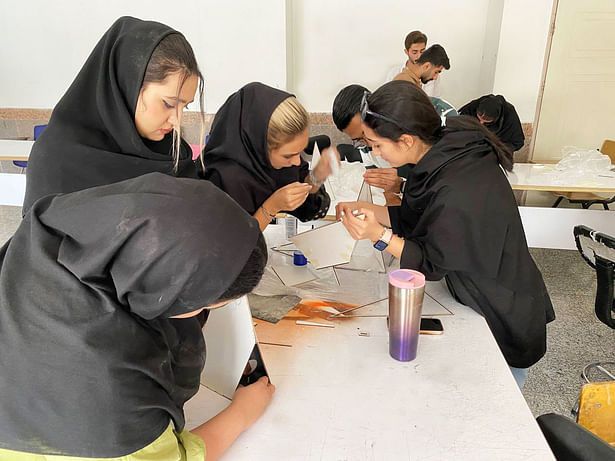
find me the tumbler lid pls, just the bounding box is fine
[389,269,425,289]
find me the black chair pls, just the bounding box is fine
[535,226,615,459]
[574,225,615,330]
[302,135,331,159]
[537,413,615,460]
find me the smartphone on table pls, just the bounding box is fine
[419,318,444,335]
[386,317,444,334]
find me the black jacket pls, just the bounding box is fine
[459,94,525,152]
[202,83,330,221]
[389,130,554,368]
[23,17,198,214]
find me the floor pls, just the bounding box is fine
[524,247,615,418]
[0,204,613,421]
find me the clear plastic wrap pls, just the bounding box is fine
[530,147,614,190]
[557,147,612,173]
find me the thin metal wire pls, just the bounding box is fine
[581,361,615,383]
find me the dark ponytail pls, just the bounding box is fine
[365,81,513,171]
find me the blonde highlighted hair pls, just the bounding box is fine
[267,97,309,153]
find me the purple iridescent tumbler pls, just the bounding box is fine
[388,269,426,361]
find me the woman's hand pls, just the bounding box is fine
[190,376,275,459]
[230,376,275,431]
[267,182,312,212]
[335,201,372,221]
[339,207,384,242]
[312,147,341,183]
[363,168,403,192]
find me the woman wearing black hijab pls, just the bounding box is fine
[202,82,336,230]
[459,94,525,153]
[0,173,273,460]
[23,16,205,214]
[336,81,554,387]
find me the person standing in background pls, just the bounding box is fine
[392,44,450,91]
[386,30,441,97]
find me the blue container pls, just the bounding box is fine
[293,251,307,266]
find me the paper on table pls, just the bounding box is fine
[271,264,317,286]
[290,221,357,269]
[311,143,335,200]
[200,296,269,399]
[357,180,372,203]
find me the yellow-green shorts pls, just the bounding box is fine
[0,421,205,461]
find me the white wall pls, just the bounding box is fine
[492,0,554,122]
[0,0,287,112]
[1,0,554,120]
[289,0,502,112]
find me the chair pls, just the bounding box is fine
[552,140,615,210]
[536,413,615,460]
[535,226,615,458]
[569,225,615,445]
[13,124,47,172]
[574,225,615,328]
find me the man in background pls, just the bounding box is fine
[392,44,450,90]
[459,94,525,153]
[332,84,406,196]
[385,30,427,82]
[386,31,443,97]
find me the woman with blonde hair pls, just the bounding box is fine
[202,82,336,230]
[24,16,206,213]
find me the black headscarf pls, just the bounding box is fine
[0,173,261,457]
[202,82,330,220]
[388,131,554,367]
[23,16,198,214]
[458,94,525,152]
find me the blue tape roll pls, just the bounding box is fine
[293,250,307,266]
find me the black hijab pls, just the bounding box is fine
[23,16,198,214]
[0,173,261,457]
[202,82,329,220]
[458,94,525,152]
[389,130,553,367]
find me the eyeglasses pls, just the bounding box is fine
[360,91,409,132]
[351,137,367,149]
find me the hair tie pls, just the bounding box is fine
[440,115,447,127]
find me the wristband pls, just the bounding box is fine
[260,205,275,220]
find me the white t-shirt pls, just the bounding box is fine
[385,62,441,97]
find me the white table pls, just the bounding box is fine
[0,173,26,206]
[519,206,615,250]
[507,163,615,194]
[0,139,34,161]
[184,225,555,460]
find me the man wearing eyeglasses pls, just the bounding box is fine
[392,44,450,89]
[332,84,409,197]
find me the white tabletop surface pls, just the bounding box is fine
[184,227,554,460]
[0,139,34,160]
[507,163,615,193]
[0,173,26,206]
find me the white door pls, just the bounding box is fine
[532,0,615,161]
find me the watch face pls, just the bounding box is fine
[373,240,388,251]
